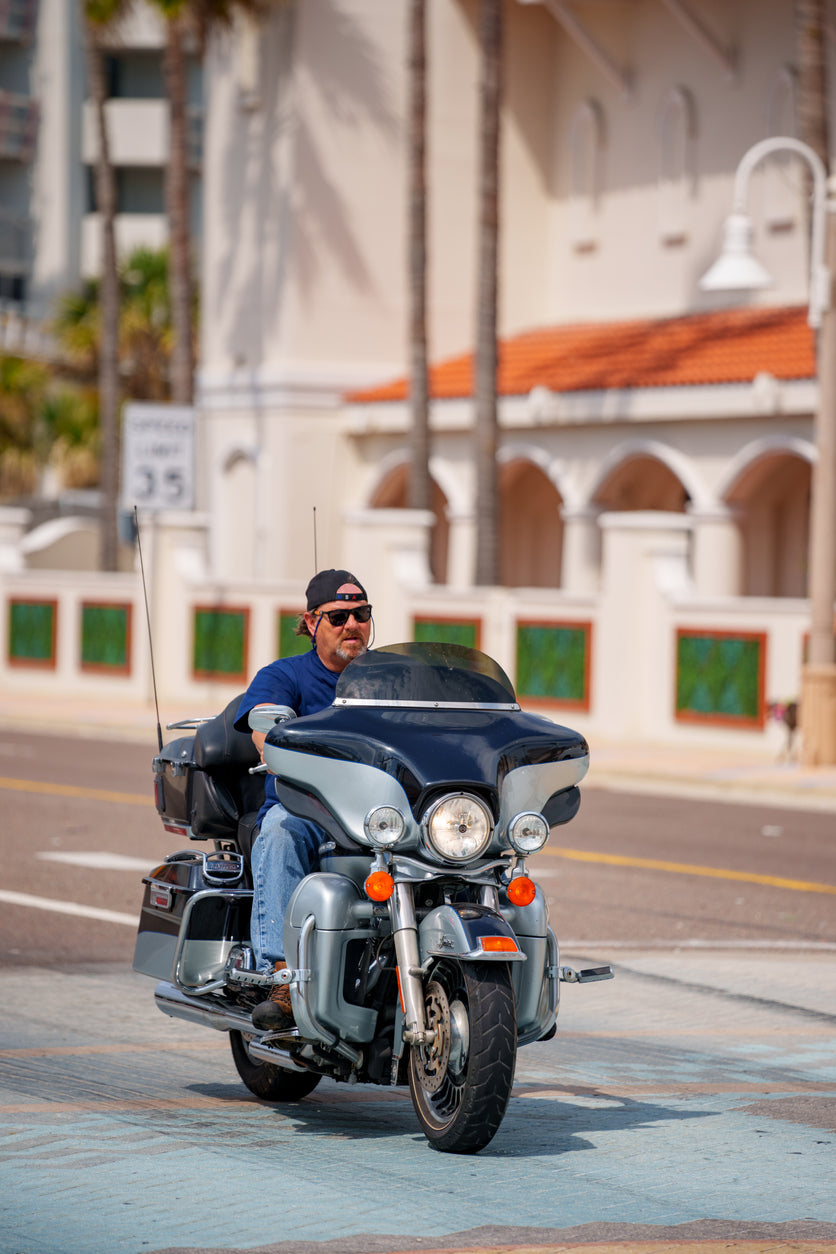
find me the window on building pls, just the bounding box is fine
[658,86,695,246]
[567,99,605,253]
[116,168,165,215]
[105,51,165,100]
[0,272,25,303]
[764,66,798,232]
[86,166,165,215]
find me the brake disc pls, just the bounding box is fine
[418,980,451,1093]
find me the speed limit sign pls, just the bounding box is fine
[121,403,195,512]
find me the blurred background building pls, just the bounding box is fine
[0,0,831,755]
[0,0,201,332]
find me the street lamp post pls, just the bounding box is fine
[700,136,836,764]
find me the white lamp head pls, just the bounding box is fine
[699,213,774,293]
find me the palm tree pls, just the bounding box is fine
[52,245,176,403]
[0,353,49,498]
[407,0,432,544]
[473,0,502,587]
[795,0,828,167]
[81,0,130,570]
[152,2,194,404]
[0,352,100,498]
[120,246,176,401]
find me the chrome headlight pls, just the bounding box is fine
[364,805,406,848]
[423,793,493,863]
[507,811,549,854]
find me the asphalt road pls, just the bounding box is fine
[0,729,835,1254]
[0,727,833,964]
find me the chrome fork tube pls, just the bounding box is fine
[390,881,428,1043]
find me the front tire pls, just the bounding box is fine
[229,1031,321,1101]
[408,959,516,1154]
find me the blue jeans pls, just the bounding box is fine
[250,802,323,971]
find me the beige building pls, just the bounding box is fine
[199,0,818,582]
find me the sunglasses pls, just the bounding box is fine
[315,604,373,627]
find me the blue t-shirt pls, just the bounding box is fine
[234,647,340,823]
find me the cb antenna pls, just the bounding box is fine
[134,505,163,752]
[313,505,318,571]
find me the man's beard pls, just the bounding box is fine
[336,637,367,662]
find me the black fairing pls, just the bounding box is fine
[266,705,587,819]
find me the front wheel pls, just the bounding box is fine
[229,1031,321,1101]
[408,959,516,1154]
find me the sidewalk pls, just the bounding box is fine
[2,689,836,812]
[587,737,836,812]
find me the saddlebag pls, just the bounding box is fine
[152,694,263,846]
[133,849,252,990]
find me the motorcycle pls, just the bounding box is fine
[134,641,613,1154]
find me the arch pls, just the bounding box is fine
[498,440,574,508]
[368,457,450,584]
[716,433,814,501]
[587,438,710,513]
[498,456,564,588]
[719,436,813,598]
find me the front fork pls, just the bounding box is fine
[391,882,433,1046]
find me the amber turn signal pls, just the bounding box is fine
[479,935,519,953]
[365,870,395,902]
[506,875,536,906]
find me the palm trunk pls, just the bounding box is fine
[408,0,431,528]
[163,14,194,405]
[82,14,120,572]
[795,0,828,168]
[474,0,502,587]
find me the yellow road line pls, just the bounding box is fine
[0,775,149,806]
[544,845,836,895]
[4,772,832,895]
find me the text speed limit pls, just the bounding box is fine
[122,403,194,512]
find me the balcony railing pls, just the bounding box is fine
[0,0,37,43]
[0,90,39,161]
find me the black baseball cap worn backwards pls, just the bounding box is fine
[306,569,368,611]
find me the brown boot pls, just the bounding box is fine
[252,961,295,1031]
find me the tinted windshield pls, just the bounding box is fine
[334,642,517,707]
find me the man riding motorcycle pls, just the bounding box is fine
[233,568,373,1031]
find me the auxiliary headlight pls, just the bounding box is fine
[507,811,549,854]
[424,793,493,863]
[364,805,406,848]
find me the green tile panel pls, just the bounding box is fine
[278,610,309,658]
[81,603,130,671]
[516,622,590,706]
[193,607,248,679]
[8,599,56,666]
[676,631,765,724]
[413,619,479,649]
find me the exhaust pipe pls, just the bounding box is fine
[154,982,308,1073]
[154,981,254,1033]
[246,1038,307,1073]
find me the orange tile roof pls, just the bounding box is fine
[347,305,815,403]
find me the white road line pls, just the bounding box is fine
[0,890,139,927]
[37,851,155,872]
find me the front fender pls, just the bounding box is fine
[418,903,527,963]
